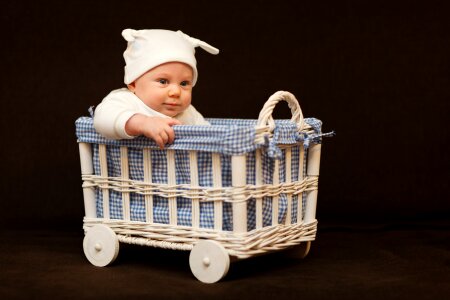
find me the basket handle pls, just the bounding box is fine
[256,91,305,131]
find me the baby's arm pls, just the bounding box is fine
[125,114,181,149]
[93,90,182,147]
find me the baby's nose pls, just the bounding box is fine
[168,84,181,97]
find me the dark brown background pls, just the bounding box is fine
[1,0,449,299]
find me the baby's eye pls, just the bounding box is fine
[158,79,168,84]
[180,81,191,87]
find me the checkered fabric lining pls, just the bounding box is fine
[76,117,323,155]
[77,117,321,231]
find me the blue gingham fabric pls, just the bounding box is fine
[76,117,323,155]
[76,116,322,231]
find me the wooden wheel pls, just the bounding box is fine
[83,224,119,267]
[189,240,230,283]
[285,241,311,259]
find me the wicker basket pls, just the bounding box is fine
[76,91,327,283]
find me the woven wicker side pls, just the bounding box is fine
[82,144,318,227]
[83,217,317,259]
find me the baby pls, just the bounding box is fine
[94,29,219,148]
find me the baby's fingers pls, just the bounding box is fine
[153,135,165,149]
[165,126,176,145]
[161,130,170,142]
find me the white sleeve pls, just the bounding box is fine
[93,91,137,139]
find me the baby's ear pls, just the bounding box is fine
[127,83,136,91]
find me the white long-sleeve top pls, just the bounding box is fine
[93,88,209,139]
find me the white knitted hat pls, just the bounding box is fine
[122,29,219,86]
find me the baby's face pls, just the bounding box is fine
[128,62,193,117]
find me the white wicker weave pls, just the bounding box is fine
[78,91,324,283]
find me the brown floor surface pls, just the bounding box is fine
[1,221,449,299]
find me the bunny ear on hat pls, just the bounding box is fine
[122,29,138,42]
[177,30,219,55]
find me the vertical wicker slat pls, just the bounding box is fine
[189,151,200,228]
[297,145,305,223]
[272,159,280,225]
[98,144,110,219]
[212,153,223,230]
[285,147,292,225]
[120,146,131,221]
[232,155,247,233]
[143,148,153,223]
[167,149,177,225]
[79,142,96,218]
[255,149,263,229]
[305,143,321,223]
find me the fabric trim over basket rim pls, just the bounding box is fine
[75,117,322,155]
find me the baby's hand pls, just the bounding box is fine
[125,114,181,149]
[140,116,181,149]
